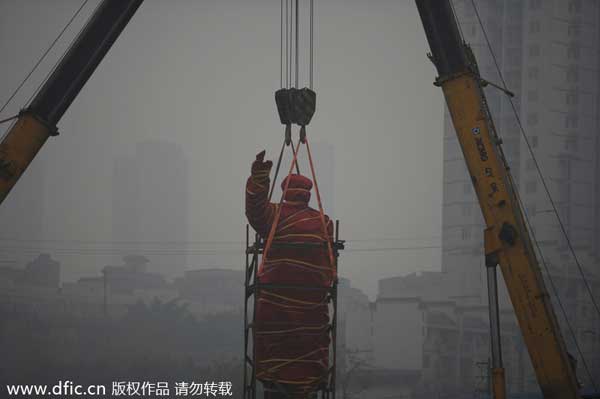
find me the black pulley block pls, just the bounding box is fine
[275,89,294,125]
[275,88,316,126]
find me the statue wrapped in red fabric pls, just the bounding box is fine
[245,150,334,399]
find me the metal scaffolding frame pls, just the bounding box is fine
[243,222,344,399]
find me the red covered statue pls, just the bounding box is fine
[245,150,334,398]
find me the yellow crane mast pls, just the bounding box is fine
[0,0,143,205]
[415,1,581,398]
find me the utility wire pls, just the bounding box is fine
[509,156,597,391]
[309,0,314,89]
[0,237,244,245]
[295,0,299,88]
[280,0,284,88]
[285,0,288,87]
[285,0,293,88]
[0,114,19,125]
[24,0,101,109]
[449,0,466,44]
[345,245,440,253]
[469,0,598,389]
[0,0,89,118]
[0,244,441,255]
[0,235,441,245]
[469,0,599,317]
[1,0,96,143]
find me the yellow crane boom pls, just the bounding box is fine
[415,1,580,398]
[0,0,143,205]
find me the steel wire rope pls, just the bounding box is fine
[0,0,90,118]
[468,0,598,389]
[280,0,284,88]
[0,0,92,142]
[295,0,299,88]
[309,0,314,89]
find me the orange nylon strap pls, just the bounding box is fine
[259,128,336,277]
[304,133,336,274]
[259,137,302,274]
[269,132,301,202]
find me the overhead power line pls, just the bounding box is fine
[0,235,441,245]
[0,244,441,257]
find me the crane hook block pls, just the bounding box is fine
[275,88,316,127]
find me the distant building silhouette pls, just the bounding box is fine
[112,139,189,276]
[0,164,44,265]
[174,269,243,314]
[24,254,60,288]
[0,254,59,288]
[305,141,335,218]
[102,255,167,294]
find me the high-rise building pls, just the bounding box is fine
[112,139,189,277]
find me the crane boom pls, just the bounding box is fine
[0,0,143,205]
[415,0,580,398]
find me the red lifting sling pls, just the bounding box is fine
[245,127,335,397]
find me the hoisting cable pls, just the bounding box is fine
[280,0,284,89]
[268,0,331,273]
[309,0,314,89]
[469,0,600,319]
[448,0,466,48]
[518,189,597,391]
[2,0,100,144]
[0,0,90,118]
[288,0,292,88]
[276,0,301,176]
[256,2,333,393]
[25,0,103,111]
[467,0,599,389]
[304,131,336,270]
[268,135,301,202]
[295,0,299,89]
[0,115,19,125]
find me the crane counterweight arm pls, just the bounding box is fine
[415,0,580,398]
[0,0,143,205]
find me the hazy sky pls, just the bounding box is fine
[0,0,443,298]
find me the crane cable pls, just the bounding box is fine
[1,0,98,145]
[280,0,314,90]
[309,0,314,89]
[468,0,600,317]
[464,0,598,389]
[268,137,300,202]
[263,0,334,314]
[273,0,318,194]
[259,134,336,282]
[295,0,299,88]
[0,0,90,122]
